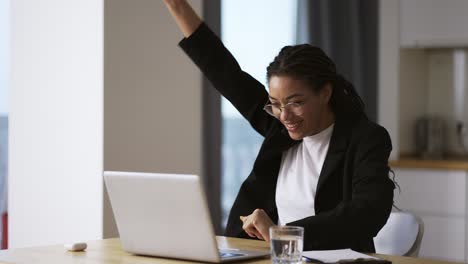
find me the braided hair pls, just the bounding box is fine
[266,44,366,119]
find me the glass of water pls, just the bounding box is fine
[269,226,304,264]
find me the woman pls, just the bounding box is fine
[163,0,394,252]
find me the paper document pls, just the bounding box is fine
[302,249,379,263]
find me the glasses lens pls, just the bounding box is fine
[287,103,303,116]
[264,103,305,118]
[264,105,280,118]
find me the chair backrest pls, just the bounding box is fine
[374,211,424,257]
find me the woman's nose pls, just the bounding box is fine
[280,108,292,121]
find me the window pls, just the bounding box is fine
[220,0,297,226]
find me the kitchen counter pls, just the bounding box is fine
[390,154,468,170]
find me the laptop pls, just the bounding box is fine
[103,171,269,263]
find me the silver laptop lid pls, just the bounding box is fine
[104,171,221,263]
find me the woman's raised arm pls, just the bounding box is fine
[163,0,202,37]
[163,0,275,137]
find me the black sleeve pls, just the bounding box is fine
[287,126,395,249]
[179,23,277,137]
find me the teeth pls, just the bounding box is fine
[285,122,299,129]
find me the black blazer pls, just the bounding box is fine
[179,23,394,253]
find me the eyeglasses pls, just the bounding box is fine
[263,99,308,119]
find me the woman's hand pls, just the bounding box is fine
[240,209,275,241]
[163,0,202,37]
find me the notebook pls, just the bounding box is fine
[302,249,390,263]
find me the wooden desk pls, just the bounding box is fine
[0,236,463,264]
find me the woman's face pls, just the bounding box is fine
[268,75,334,140]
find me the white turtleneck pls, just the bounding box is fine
[275,124,334,226]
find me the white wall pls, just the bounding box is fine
[102,0,203,238]
[9,0,104,248]
[9,0,203,248]
[0,0,9,115]
[103,0,202,175]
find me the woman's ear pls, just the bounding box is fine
[320,83,333,104]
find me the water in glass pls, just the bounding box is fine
[270,235,303,264]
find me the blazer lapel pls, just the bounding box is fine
[316,118,350,195]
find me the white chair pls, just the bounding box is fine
[374,211,424,257]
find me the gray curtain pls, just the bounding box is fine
[296,0,379,121]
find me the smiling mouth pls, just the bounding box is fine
[284,121,302,131]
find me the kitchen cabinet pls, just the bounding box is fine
[393,168,467,262]
[400,0,468,47]
[379,2,468,261]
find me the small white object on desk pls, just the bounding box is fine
[64,242,87,252]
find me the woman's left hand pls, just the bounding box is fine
[240,209,275,241]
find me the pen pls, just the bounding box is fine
[302,256,325,263]
[302,257,392,264]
